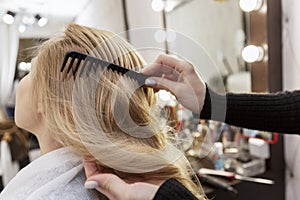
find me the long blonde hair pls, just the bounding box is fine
[32,24,204,199]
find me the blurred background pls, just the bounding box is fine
[0,0,298,199]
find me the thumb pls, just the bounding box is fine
[85,173,128,199]
[145,77,180,95]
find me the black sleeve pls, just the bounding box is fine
[198,85,300,134]
[153,178,198,200]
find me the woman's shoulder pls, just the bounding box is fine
[38,169,108,200]
[0,148,107,200]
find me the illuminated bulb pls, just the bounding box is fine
[18,62,31,71]
[22,15,35,25]
[239,0,263,12]
[152,0,164,12]
[242,45,264,63]
[165,1,176,12]
[38,17,48,27]
[18,62,27,71]
[35,14,48,27]
[18,25,26,33]
[3,12,15,24]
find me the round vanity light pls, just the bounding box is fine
[18,25,26,33]
[3,11,15,24]
[239,0,263,12]
[242,45,264,63]
[152,0,164,12]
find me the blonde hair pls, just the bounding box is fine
[32,24,204,199]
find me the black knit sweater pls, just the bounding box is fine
[153,178,198,200]
[199,86,300,134]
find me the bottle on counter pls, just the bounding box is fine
[213,142,224,170]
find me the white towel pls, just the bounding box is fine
[0,147,107,200]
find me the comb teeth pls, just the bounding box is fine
[73,58,83,77]
[60,51,150,86]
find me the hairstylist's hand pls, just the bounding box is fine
[142,54,206,114]
[83,160,160,200]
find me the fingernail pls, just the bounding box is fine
[85,181,99,189]
[145,78,156,86]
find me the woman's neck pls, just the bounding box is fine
[34,128,63,155]
[38,136,62,155]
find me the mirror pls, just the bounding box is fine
[164,0,249,92]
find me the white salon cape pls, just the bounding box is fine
[0,147,107,200]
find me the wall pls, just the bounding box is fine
[75,0,125,33]
[125,0,165,64]
[19,16,71,39]
[282,0,300,200]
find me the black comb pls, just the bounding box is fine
[60,51,150,86]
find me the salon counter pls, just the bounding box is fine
[201,135,285,200]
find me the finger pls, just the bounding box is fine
[83,159,100,178]
[129,183,159,200]
[145,77,181,96]
[86,173,128,200]
[161,73,179,82]
[141,63,174,77]
[154,54,186,72]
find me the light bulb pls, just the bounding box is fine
[18,62,27,71]
[152,0,164,12]
[242,45,264,63]
[38,17,48,27]
[3,12,15,24]
[22,15,35,25]
[239,0,263,12]
[18,25,26,33]
[35,14,48,27]
[165,1,176,12]
[18,62,31,71]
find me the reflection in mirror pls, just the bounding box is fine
[164,0,249,92]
